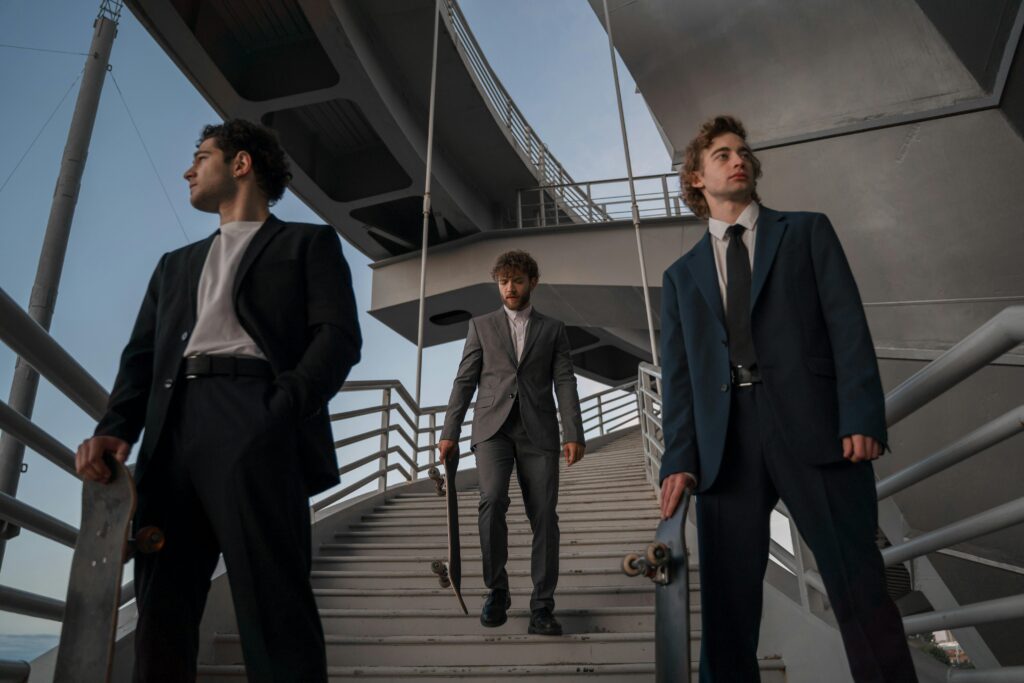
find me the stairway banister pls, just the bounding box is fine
[886,305,1024,425]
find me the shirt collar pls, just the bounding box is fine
[504,304,533,322]
[708,202,760,241]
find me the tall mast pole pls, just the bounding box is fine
[0,1,123,567]
[601,0,659,366]
[414,0,443,408]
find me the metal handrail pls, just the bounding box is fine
[638,307,1024,670]
[442,0,604,225]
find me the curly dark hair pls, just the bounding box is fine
[199,119,292,205]
[491,250,539,281]
[680,115,762,219]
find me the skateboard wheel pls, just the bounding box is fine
[428,467,440,479]
[135,526,165,554]
[430,559,445,574]
[646,542,669,566]
[622,553,643,577]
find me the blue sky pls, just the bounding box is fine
[0,0,671,636]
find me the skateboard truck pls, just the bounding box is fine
[430,559,452,589]
[427,466,445,497]
[622,541,671,585]
[126,526,166,561]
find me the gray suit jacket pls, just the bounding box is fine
[441,308,585,452]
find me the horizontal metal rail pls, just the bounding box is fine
[0,399,77,475]
[886,306,1024,425]
[0,491,77,547]
[902,594,1024,634]
[877,405,1024,499]
[882,497,1024,566]
[948,666,1024,681]
[0,584,64,621]
[0,285,108,420]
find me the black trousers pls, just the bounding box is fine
[473,404,560,612]
[132,374,327,683]
[696,384,917,683]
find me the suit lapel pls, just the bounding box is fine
[491,310,518,365]
[686,232,726,333]
[232,214,287,305]
[519,310,544,365]
[187,232,218,325]
[751,207,787,312]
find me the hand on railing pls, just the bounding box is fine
[437,438,458,465]
[659,472,696,520]
[76,435,130,484]
[563,442,585,467]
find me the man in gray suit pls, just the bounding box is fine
[439,250,585,636]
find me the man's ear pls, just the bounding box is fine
[530,277,539,289]
[232,150,253,179]
[687,170,704,190]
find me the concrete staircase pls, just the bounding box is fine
[196,428,786,681]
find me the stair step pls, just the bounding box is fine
[337,522,662,538]
[316,606,697,635]
[312,584,677,609]
[320,537,653,556]
[313,549,688,572]
[197,660,785,682]
[310,566,697,590]
[363,508,659,523]
[212,631,682,667]
[347,516,660,531]
[377,499,656,514]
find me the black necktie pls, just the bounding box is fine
[726,224,757,369]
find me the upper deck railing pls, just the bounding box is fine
[442,0,608,227]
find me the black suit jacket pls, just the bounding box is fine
[95,215,362,495]
[659,207,885,491]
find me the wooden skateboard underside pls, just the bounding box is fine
[429,455,467,614]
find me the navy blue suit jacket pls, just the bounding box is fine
[659,206,886,492]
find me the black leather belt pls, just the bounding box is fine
[183,355,273,379]
[730,365,762,387]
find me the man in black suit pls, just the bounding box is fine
[438,251,585,636]
[76,119,361,683]
[658,115,917,682]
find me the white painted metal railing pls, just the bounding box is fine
[442,0,606,227]
[637,306,1024,681]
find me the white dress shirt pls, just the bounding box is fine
[183,220,267,359]
[707,202,759,312]
[503,304,532,362]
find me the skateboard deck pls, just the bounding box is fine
[55,456,164,683]
[622,489,693,683]
[428,454,467,614]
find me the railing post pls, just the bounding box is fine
[661,174,671,217]
[516,189,523,229]
[597,394,605,437]
[378,387,391,492]
[587,182,593,222]
[539,187,547,228]
[429,412,437,466]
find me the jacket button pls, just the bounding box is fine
[164,378,174,389]
[721,339,727,346]
[181,331,188,341]
[508,393,515,399]
[720,383,729,392]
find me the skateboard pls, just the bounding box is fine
[54,455,164,682]
[622,489,693,683]
[428,454,467,614]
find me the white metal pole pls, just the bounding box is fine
[602,0,659,366]
[415,1,443,407]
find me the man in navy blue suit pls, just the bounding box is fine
[658,115,917,682]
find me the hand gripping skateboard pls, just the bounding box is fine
[622,489,693,683]
[428,453,468,614]
[54,454,164,682]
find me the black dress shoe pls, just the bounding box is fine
[480,589,511,627]
[528,608,563,636]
